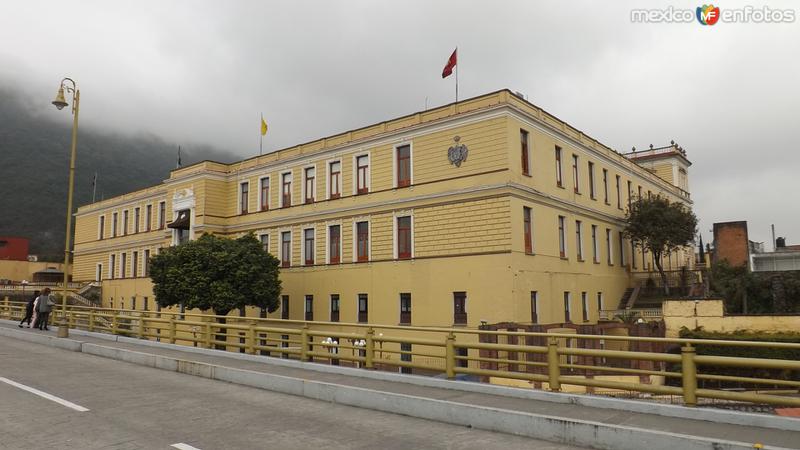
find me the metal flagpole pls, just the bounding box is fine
[455,47,458,104]
[260,113,263,156]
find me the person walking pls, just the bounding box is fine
[18,290,39,328]
[35,288,55,331]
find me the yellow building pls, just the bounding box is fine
[72,89,693,328]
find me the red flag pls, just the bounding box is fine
[442,48,457,78]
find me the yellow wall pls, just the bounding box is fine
[0,260,68,281]
[663,299,800,337]
[73,89,694,328]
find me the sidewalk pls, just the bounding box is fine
[1,320,798,450]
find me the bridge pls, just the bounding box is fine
[1,307,799,449]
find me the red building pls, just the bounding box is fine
[0,237,30,261]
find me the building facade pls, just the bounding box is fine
[72,90,693,327]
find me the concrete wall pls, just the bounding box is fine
[713,221,749,268]
[663,299,800,337]
[0,260,67,282]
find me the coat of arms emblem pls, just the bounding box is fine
[448,135,468,167]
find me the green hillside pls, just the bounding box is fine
[0,89,236,260]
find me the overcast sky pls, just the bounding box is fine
[1,0,798,247]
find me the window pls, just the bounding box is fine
[453,291,467,325]
[631,240,638,269]
[99,215,105,239]
[260,234,269,252]
[588,162,595,199]
[123,210,129,235]
[240,182,249,214]
[619,231,626,267]
[303,228,315,265]
[563,292,571,322]
[305,295,314,321]
[143,249,150,277]
[615,175,622,209]
[131,297,136,310]
[523,207,533,254]
[531,291,538,324]
[260,177,270,211]
[627,181,633,208]
[304,166,315,204]
[558,215,567,258]
[456,347,469,368]
[96,263,103,282]
[356,155,369,194]
[281,231,291,267]
[281,295,289,320]
[555,146,563,187]
[520,129,530,175]
[638,185,643,201]
[132,251,138,278]
[120,252,127,278]
[356,221,369,262]
[328,161,341,199]
[330,294,340,322]
[581,292,589,322]
[396,216,412,259]
[158,201,166,229]
[591,225,599,263]
[134,207,140,233]
[400,342,412,373]
[358,294,368,323]
[396,144,411,187]
[143,297,148,311]
[575,220,583,261]
[597,292,604,312]
[606,228,613,265]
[112,212,118,237]
[602,169,609,204]
[110,255,115,279]
[572,154,579,193]
[328,225,340,264]
[281,172,292,207]
[145,205,152,231]
[400,293,411,324]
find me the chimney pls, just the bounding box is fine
[776,237,786,249]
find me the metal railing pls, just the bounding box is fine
[2,298,800,408]
[598,308,662,321]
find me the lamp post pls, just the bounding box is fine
[51,77,80,338]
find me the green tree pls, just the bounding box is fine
[623,195,698,295]
[149,233,281,318]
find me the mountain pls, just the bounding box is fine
[0,89,237,260]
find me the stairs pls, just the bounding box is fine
[617,286,641,310]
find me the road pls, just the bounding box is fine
[0,337,584,449]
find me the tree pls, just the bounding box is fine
[623,195,697,295]
[149,233,281,318]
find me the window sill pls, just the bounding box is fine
[557,184,565,189]
[560,256,569,261]
[522,173,532,178]
[577,258,585,262]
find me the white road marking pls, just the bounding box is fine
[0,376,90,412]
[171,444,202,450]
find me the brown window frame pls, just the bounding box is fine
[453,292,467,325]
[329,161,341,199]
[330,294,340,322]
[305,295,314,321]
[558,215,566,258]
[581,292,589,322]
[260,177,269,211]
[523,207,533,254]
[356,221,369,262]
[555,146,563,187]
[145,204,152,232]
[109,254,116,279]
[575,220,583,261]
[615,175,622,209]
[396,216,412,260]
[122,210,129,236]
[356,155,369,195]
[132,251,138,278]
[281,231,291,268]
[240,182,249,215]
[304,228,315,265]
[564,292,571,323]
[134,207,140,233]
[304,167,315,204]
[602,169,609,204]
[281,295,289,320]
[399,293,411,325]
[520,129,530,176]
[572,154,580,194]
[158,202,166,230]
[143,249,150,277]
[99,215,105,240]
[396,145,411,188]
[588,161,595,199]
[357,293,368,323]
[531,291,538,324]
[260,234,269,253]
[282,172,292,208]
[328,225,341,264]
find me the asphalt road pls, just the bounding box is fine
[0,337,584,450]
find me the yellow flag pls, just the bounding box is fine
[260,117,268,136]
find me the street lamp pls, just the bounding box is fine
[51,77,80,338]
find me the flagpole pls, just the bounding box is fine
[455,47,459,105]
[92,172,97,203]
[260,113,263,156]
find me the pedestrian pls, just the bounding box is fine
[35,288,55,331]
[18,290,39,328]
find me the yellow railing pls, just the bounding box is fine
[2,298,800,408]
